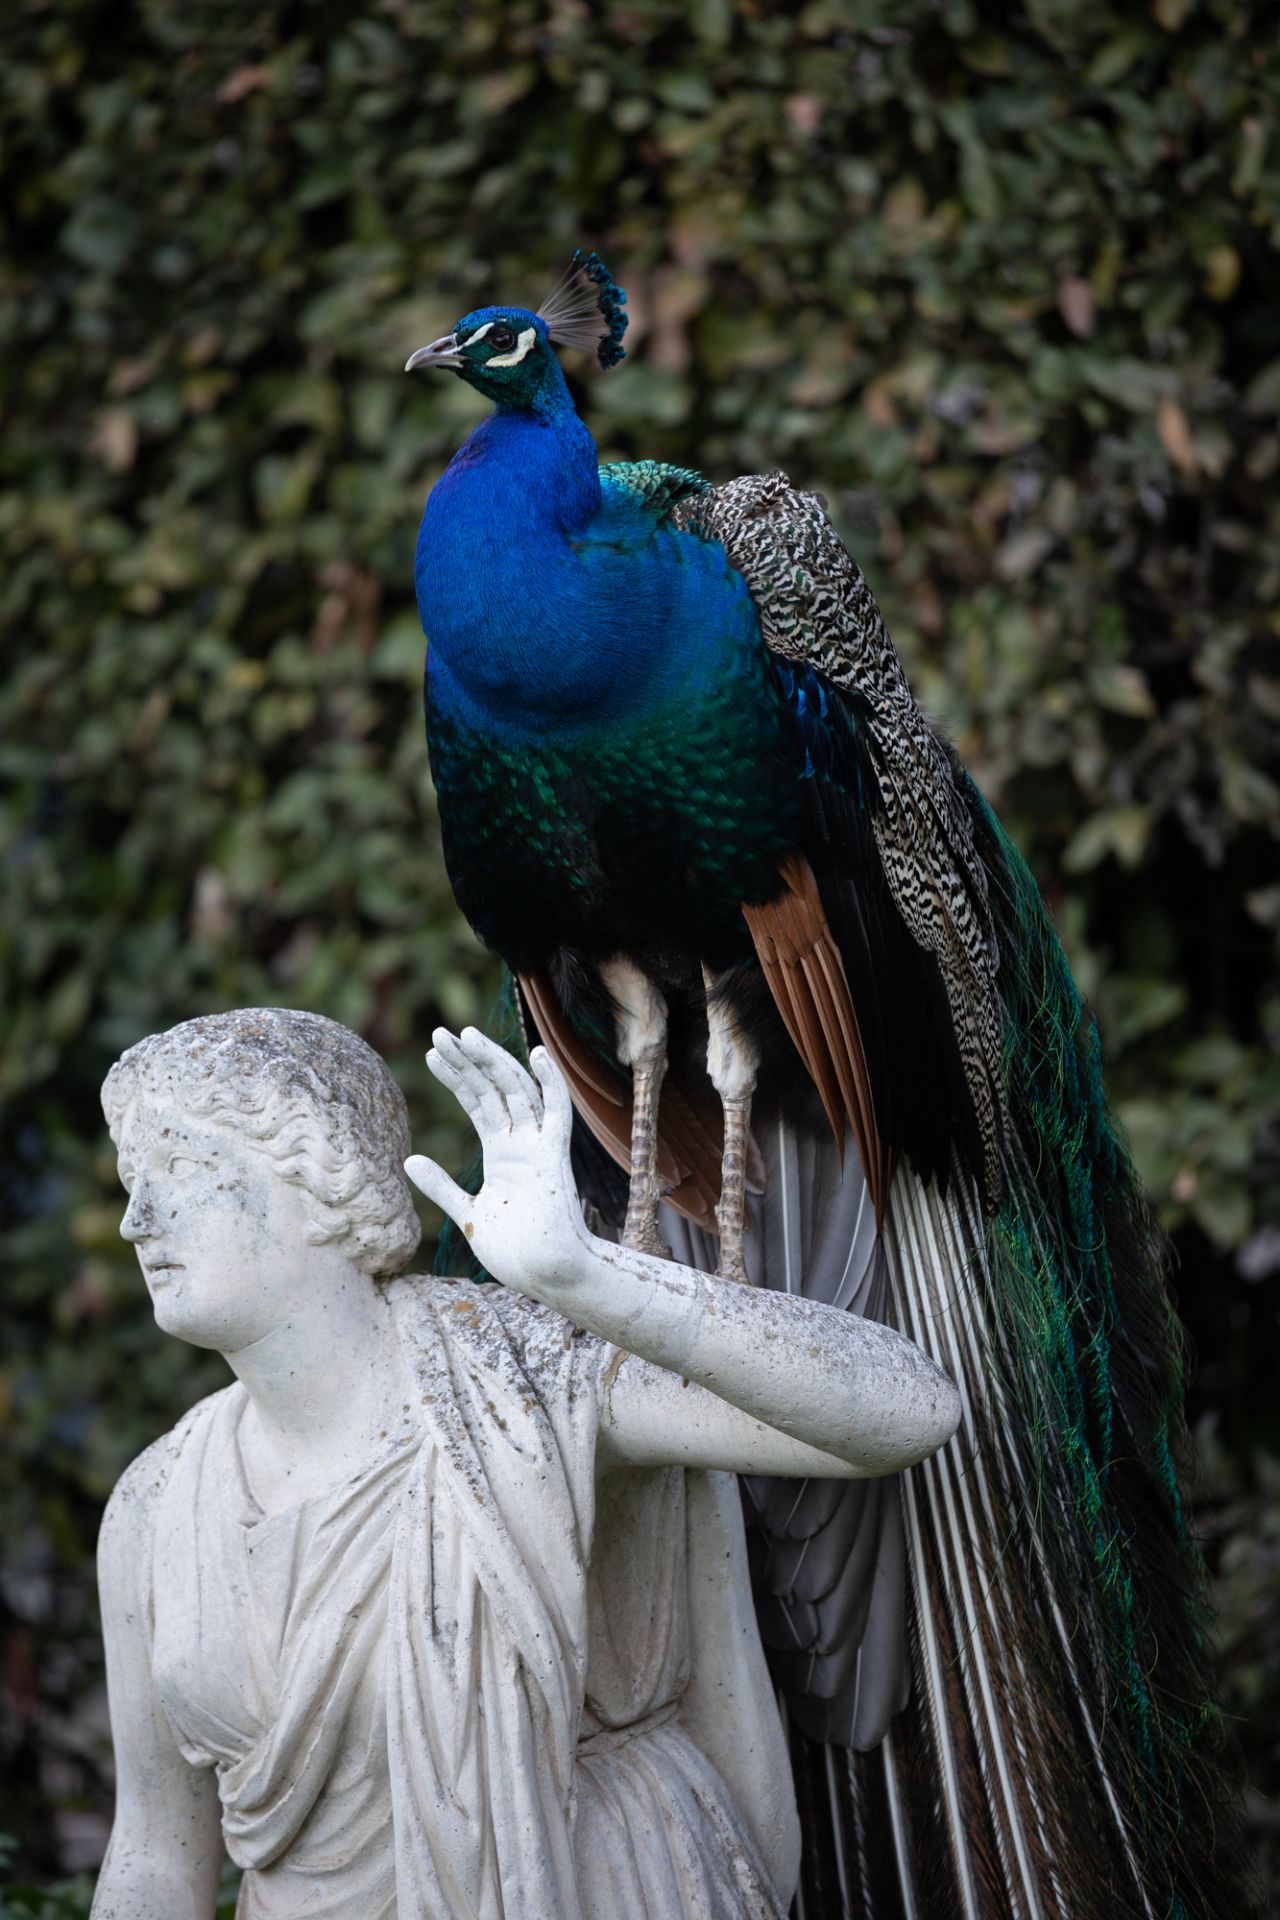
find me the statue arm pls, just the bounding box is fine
[598,1339,941,1477]
[91,1459,223,1920]
[406,1028,959,1479]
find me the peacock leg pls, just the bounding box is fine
[703,967,760,1285]
[598,957,672,1260]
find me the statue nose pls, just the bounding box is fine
[121,1177,158,1242]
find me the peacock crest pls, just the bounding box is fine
[536,250,628,368]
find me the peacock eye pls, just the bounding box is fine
[487,324,517,354]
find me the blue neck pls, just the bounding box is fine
[420,365,601,550]
[415,387,606,721]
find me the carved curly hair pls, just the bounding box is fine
[101,1008,421,1278]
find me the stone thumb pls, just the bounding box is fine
[404,1155,469,1225]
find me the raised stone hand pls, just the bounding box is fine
[406,1025,592,1300]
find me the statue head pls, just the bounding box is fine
[102,1009,421,1349]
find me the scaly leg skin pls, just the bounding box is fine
[598,957,672,1261]
[703,967,761,1285]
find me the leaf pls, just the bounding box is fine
[1057,277,1096,339]
[938,101,1002,220]
[217,64,270,102]
[1233,115,1267,198]
[1080,356,1170,411]
[1087,662,1156,718]
[1192,1174,1252,1250]
[1244,885,1280,929]
[47,969,92,1042]
[253,452,321,526]
[1177,1036,1248,1084]
[994,527,1054,580]
[1062,806,1152,872]
[1245,359,1280,417]
[1157,396,1198,476]
[1202,244,1242,302]
[1222,755,1280,824]
[657,73,716,112]
[89,407,138,474]
[372,613,425,681]
[1085,32,1149,87]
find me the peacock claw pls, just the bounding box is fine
[714,1181,752,1285]
[623,1213,672,1262]
[716,1246,751,1287]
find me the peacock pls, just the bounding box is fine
[405,254,1250,1918]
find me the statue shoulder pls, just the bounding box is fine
[388,1274,606,1393]
[98,1385,241,1575]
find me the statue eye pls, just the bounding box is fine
[487,324,518,354]
[168,1153,202,1178]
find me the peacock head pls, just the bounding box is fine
[405,251,628,415]
[405,306,558,410]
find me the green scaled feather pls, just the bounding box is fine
[601,459,709,518]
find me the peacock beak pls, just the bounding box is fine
[405,333,463,372]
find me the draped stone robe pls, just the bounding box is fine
[100,1277,796,1919]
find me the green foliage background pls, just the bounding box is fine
[2,0,1277,1899]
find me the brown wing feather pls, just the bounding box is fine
[516,969,723,1231]
[743,852,891,1220]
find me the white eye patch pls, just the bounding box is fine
[486,326,537,368]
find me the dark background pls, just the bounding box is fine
[1,0,1277,1909]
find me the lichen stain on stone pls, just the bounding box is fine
[602,1347,629,1395]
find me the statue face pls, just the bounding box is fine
[115,1098,317,1352]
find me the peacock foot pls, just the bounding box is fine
[622,1179,672,1261]
[716,1241,752,1287]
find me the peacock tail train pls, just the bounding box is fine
[802,782,1239,1920]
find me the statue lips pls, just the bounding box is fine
[142,1258,185,1290]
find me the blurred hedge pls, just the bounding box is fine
[1,0,1277,1894]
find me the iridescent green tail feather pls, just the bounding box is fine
[971,780,1249,1916]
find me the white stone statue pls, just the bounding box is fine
[91,1008,959,1920]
